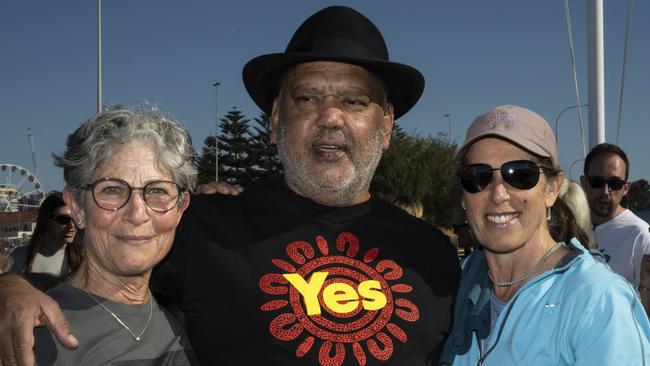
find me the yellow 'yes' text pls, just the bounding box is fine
[283,272,387,316]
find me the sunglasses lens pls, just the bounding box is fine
[589,176,625,191]
[501,160,541,190]
[461,164,493,193]
[608,179,625,190]
[52,215,72,225]
[588,177,605,189]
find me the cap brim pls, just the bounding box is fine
[242,53,424,119]
[455,132,552,162]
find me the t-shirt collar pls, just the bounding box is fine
[272,176,372,224]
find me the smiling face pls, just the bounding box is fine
[65,142,189,278]
[461,138,561,254]
[48,205,77,245]
[271,61,394,206]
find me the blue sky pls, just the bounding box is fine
[1,0,648,194]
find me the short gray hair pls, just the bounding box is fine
[54,107,197,199]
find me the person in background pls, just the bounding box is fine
[0,242,10,274]
[641,254,650,316]
[581,143,650,289]
[451,202,475,258]
[440,105,650,365]
[381,194,424,219]
[4,192,80,277]
[557,179,595,249]
[30,108,198,364]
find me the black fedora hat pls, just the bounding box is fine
[242,6,424,120]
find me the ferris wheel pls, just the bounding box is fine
[0,164,45,212]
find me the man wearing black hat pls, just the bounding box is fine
[0,6,459,366]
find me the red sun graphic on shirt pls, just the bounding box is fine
[259,232,419,366]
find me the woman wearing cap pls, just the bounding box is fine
[4,192,81,276]
[31,108,198,365]
[439,105,650,365]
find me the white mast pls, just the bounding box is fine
[587,0,605,149]
[27,127,38,179]
[97,0,102,113]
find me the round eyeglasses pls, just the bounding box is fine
[80,177,186,213]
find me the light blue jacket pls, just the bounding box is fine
[440,239,650,365]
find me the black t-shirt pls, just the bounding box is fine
[153,176,460,365]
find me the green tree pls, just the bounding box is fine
[392,122,408,141]
[420,134,458,224]
[218,107,254,184]
[249,113,283,181]
[372,129,457,225]
[627,179,650,211]
[196,135,223,184]
[104,103,126,111]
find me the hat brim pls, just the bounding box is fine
[242,53,424,120]
[455,132,554,163]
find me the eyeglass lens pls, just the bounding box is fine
[587,176,625,191]
[91,178,181,212]
[461,160,542,193]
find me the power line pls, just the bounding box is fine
[563,0,587,158]
[616,0,633,145]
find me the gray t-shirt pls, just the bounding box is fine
[34,283,198,365]
[30,249,67,275]
[481,290,508,351]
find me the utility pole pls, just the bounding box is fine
[587,0,605,148]
[569,159,585,181]
[554,104,588,157]
[97,0,102,113]
[444,113,452,143]
[27,128,38,179]
[214,82,221,182]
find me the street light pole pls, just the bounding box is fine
[214,82,221,182]
[444,113,452,143]
[555,104,588,156]
[97,0,102,113]
[569,158,585,181]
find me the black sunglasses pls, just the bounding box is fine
[461,160,550,193]
[586,176,626,191]
[50,214,73,225]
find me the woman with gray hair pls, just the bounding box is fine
[33,108,198,365]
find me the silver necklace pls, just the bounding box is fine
[82,289,153,342]
[489,241,564,287]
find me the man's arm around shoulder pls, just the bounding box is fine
[0,273,78,366]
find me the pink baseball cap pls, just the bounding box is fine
[455,105,560,168]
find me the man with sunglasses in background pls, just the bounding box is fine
[581,143,650,294]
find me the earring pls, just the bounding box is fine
[547,207,552,221]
